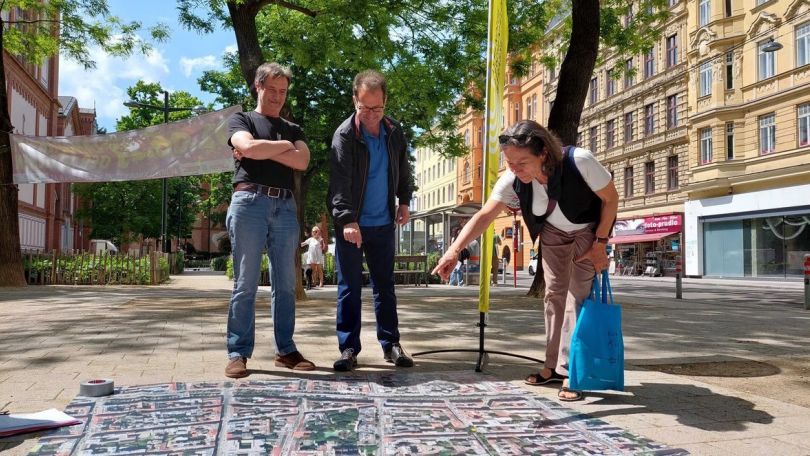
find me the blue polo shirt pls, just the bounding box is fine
[359,123,392,227]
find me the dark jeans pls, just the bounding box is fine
[335,223,399,355]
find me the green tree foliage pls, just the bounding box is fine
[0,1,168,286]
[73,81,215,249]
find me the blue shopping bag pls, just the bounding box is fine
[568,270,624,391]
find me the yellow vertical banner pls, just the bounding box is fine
[478,0,508,313]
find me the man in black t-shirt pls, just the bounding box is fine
[224,62,314,378]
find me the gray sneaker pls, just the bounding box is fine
[333,348,357,372]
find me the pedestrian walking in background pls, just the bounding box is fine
[301,225,326,288]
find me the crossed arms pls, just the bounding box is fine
[230,130,311,171]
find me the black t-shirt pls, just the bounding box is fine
[228,111,306,189]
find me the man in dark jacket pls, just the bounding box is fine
[327,70,414,371]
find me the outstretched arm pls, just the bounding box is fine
[432,198,507,280]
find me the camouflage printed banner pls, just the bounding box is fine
[10,105,241,184]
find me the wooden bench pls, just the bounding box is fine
[361,254,429,287]
[393,255,429,287]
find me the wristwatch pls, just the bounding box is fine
[595,237,609,244]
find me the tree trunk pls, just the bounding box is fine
[0,19,28,287]
[527,0,599,298]
[227,0,266,98]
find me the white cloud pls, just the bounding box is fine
[58,46,171,130]
[179,55,218,77]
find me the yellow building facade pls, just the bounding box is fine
[683,0,810,278]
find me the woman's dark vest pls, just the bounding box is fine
[513,146,602,242]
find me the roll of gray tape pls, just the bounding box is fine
[79,379,114,397]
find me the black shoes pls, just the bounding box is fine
[333,348,357,372]
[384,343,414,368]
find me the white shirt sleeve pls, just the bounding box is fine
[572,147,612,192]
[489,170,520,209]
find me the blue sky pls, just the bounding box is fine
[58,1,236,132]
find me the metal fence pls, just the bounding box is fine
[22,249,171,285]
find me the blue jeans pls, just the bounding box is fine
[226,190,299,359]
[335,223,399,355]
[449,263,465,286]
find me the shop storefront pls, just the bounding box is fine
[685,184,810,279]
[609,214,682,276]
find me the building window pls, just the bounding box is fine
[725,52,734,90]
[463,161,470,183]
[799,103,810,146]
[525,97,532,121]
[699,60,712,97]
[464,129,470,146]
[666,94,678,128]
[758,40,776,80]
[513,102,520,123]
[606,119,616,148]
[725,0,732,17]
[797,22,810,67]
[624,59,635,87]
[589,126,598,153]
[644,103,655,136]
[759,113,776,155]
[667,156,679,190]
[624,111,635,142]
[644,161,655,194]
[606,68,616,96]
[699,0,710,27]
[669,0,678,6]
[532,95,538,122]
[666,35,678,67]
[726,122,735,159]
[477,127,483,146]
[589,78,598,104]
[624,166,634,198]
[700,127,713,164]
[644,48,655,78]
[576,131,583,147]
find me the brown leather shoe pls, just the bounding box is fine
[275,351,316,371]
[225,357,248,378]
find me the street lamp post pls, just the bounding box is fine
[123,91,205,253]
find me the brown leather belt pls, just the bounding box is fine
[234,182,293,199]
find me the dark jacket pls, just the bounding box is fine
[514,146,603,242]
[327,112,413,228]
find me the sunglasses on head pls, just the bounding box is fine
[498,133,538,145]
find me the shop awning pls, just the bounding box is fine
[609,232,677,244]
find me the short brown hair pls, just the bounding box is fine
[254,62,292,87]
[353,70,387,100]
[500,120,563,175]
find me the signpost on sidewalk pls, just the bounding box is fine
[675,259,683,300]
[804,255,810,310]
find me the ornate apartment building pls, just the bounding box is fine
[415,0,809,279]
[568,4,690,276]
[683,0,810,278]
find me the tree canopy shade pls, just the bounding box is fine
[0,1,169,286]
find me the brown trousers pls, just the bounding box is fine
[540,223,596,376]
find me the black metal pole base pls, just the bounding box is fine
[412,311,544,372]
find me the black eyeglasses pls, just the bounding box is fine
[498,133,536,145]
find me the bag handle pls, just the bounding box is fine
[600,270,615,305]
[587,272,601,304]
